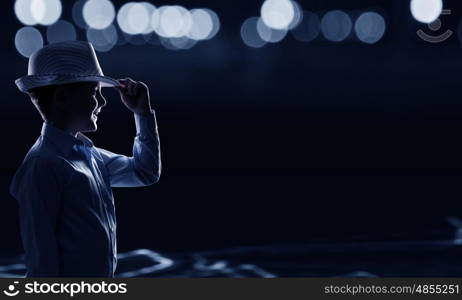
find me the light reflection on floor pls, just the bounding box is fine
[0,247,278,278]
[1,217,461,278]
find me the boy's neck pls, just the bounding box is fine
[47,120,79,138]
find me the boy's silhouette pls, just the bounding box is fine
[10,41,161,277]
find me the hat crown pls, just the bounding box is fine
[15,40,118,93]
[28,41,104,77]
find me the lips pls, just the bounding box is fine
[92,108,101,119]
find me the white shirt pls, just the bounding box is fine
[10,110,161,277]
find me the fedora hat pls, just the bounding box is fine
[15,40,120,93]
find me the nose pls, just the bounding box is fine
[97,92,107,109]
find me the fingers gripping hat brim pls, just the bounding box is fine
[15,74,120,93]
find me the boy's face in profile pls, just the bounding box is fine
[59,81,107,133]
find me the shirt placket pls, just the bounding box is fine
[89,154,118,272]
[80,145,116,275]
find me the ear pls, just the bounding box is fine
[53,86,70,111]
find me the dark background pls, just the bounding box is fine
[2,0,462,256]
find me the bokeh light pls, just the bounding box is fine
[86,24,118,52]
[159,6,183,37]
[354,12,386,44]
[257,17,288,43]
[158,37,178,50]
[171,36,197,50]
[139,2,156,34]
[83,0,115,30]
[288,1,302,30]
[203,9,220,40]
[34,0,62,25]
[125,2,151,35]
[291,10,320,42]
[118,2,158,36]
[321,10,352,42]
[14,0,221,53]
[152,6,219,41]
[160,36,197,50]
[15,0,62,26]
[46,20,77,44]
[72,0,88,29]
[410,0,442,24]
[241,16,267,48]
[187,9,214,40]
[15,26,43,58]
[15,0,36,25]
[123,31,148,46]
[160,6,193,38]
[260,0,295,30]
[118,3,136,34]
[150,5,163,36]
[143,32,161,45]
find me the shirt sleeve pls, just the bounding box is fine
[95,109,161,187]
[10,155,62,277]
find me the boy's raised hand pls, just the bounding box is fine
[114,78,152,116]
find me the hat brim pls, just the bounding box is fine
[15,74,120,93]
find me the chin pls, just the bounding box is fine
[80,120,98,133]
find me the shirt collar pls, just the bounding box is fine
[41,122,94,157]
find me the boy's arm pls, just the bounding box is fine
[96,78,161,187]
[10,156,62,277]
[96,110,161,187]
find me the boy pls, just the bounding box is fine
[10,41,161,277]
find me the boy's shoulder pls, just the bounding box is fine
[20,135,65,166]
[10,137,71,199]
